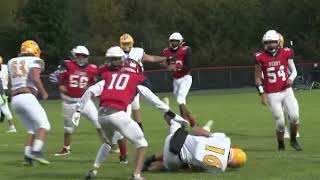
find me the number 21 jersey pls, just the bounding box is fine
[255,48,294,93]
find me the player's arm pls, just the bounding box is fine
[142,53,169,63]
[287,59,297,86]
[254,61,267,105]
[178,47,192,70]
[76,80,105,112]
[30,67,48,100]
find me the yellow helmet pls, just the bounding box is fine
[277,33,284,48]
[228,148,247,168]
[119,33,134,53]
[20,40,41,57]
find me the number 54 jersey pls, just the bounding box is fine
[59,60,97,98]
[8,56,45,91]
[255,48,294,93]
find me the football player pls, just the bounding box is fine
[8,40,51,165]
[163,32,197,127]
[52,46,106,156]
[0,56,16,133]
[142,116,247,173]
[119,33,169,131]
[74,46,172,180]
[254,30,302,151]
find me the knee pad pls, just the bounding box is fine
[288,114,299,125]
[176,97,186,105]
[39,120,51,131]
[275,118,285,132]
[134,137,148,148]
[111,131,124,145]
[64,126,74,134]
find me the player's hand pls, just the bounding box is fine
[260,93,267,106]
[41,91,49,100]
[166,56,175,64]
[286,79,294,87]
[167,64,177,71]
[71,111,81,126]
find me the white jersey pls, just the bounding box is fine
[181,133,231,173]
[125,47,145,72]
[7,56,44,91]
[0,64,9,90]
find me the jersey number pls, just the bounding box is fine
[202,145,224,168]
[11,60,27,78]
[267,65,286,84]
[69,75,88,88]
[107,74,130,90]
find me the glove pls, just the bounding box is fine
[71,111,81,126]
[1,95,8,104]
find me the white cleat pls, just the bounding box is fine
[85,169,98,179]
[172,114,189,126]
[203,120,214,132]
[6,126,17,133]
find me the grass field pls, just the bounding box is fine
[0,88,319,180]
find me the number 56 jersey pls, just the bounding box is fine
[59,60,97,98]
[8,56,45,91]
[255,48,294,93]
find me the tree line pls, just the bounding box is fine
[0,0,319,72]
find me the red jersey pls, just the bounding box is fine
[163,46,191,79]
[59,60,98,98]
[255,48,294,93]
[99,70,146,111]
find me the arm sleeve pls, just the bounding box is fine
[76,80,105,111]
[184,47,192,69]
[137,85,169,113]
[288,59,297,81]
[30,59,45,71]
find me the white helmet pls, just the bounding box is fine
[105,46,125,58]
[169,32,183,42]
[262,30,279,42]
[71,45,90,56]
[105,46,125,70]
[262,30,280,53]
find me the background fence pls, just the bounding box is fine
[43,63,319,99]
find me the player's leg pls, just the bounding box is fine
[108,111,148,179]
[55,102,75,156]
[283,88,303,151]
[175,75,197,127]
[12,94,51,164]
[132,94,143,131]
[267,92,286,150]
[1,102,16,133]
[86,114,113,179]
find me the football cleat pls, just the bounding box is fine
[119,155,128,164]
[30,151,50,165]
[6,126,17,133]
[172,114,190,127]
[85,169,98,179]
[54,147,71,156]
[132,174,146,180]
[290,139,303,151]
[22,156,33,166]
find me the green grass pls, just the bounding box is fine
[0,88,319,180]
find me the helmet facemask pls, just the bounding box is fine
[263,40,279,54]
[169,39,181,50]
[74,53,89,66]
[121,42,133,53]
[106,56,123,70]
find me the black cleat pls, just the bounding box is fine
[278,141,285,151]
[22,156,33,166]
[290,140,303,151]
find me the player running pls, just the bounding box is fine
[254,30,302,151]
